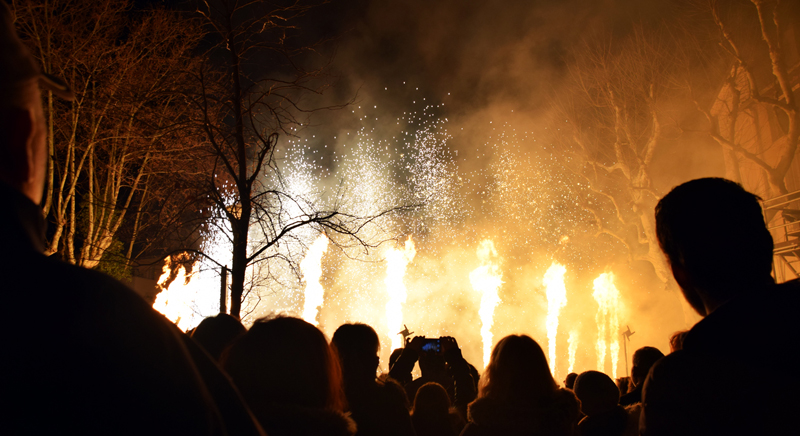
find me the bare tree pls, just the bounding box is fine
[13,0,206,273]
[551,25,685,283]
[184,0,403,319]
[696,0,800,196]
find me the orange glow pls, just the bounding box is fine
[301,234,330,326]
[469,240,503,369]
[385,236,417,350]
[543,262,568,378]
[568,329,579,375]
[153,256,195,331]
[593,272,623,378]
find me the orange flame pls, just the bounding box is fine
[543,262,567,378]
[153,256,195,332]
[469,239,503,369]
[385,236,417,350]
[567,329,579,375]
[593,272,622,378]
[300,234,330,326]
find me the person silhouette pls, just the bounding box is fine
[619,347,663,406]
[574,371,628,436]
[223,316,356,436]
[0,4,262,434]
[461,335,579,436]
[331,323,415,436]
[642,177,800,435]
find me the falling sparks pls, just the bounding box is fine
[300,233,330,326]
[469,239,503,368]
[568,329,579,374]
[593,272,623,378]
[385,236,417,350]
[544,262,567,378]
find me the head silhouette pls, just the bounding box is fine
[223,315,345,412]
[413,382,451,417]
[331,323,380,384]
[412,382,456,436]
[479,334,557,405]
[655,178,773,315]
[669,330,689,353]
[631,346,665,386]
[573,371,619,416]
[191,313,246,361]
[565,373,578,390]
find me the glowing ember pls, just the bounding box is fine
[469,239,503,369]
[543,262,568,378]
[153,257,196,332]
[300,233,330,326]
[568,329,579,374]
[385,235,417,350]
[593,272,622,378]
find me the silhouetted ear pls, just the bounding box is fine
[372,355,380,370]
[0,107,35,188]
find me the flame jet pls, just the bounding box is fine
[301,234,330,326]
[153,257,196,332]
[593,272,622,377]
[385,236,417,351]
[568,329,579,374]
[469,240,504,369]
[543,262,568,379]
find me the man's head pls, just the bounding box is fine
[331,323,380,383]
[655,178,774,315]
[0,2,71,204]
[631,346,665,387]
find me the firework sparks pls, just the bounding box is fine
[385,235,417,350]
[301,233,330,326]
[469,239,503,369]
[593,272,622,377]
[544,262,568,378]
[568,329,579,374]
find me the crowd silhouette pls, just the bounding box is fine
[3,2,800,434]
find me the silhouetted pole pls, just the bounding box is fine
[219,266,228,314]
[622,325,635,377]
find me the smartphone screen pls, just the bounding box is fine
[421,339,441,354]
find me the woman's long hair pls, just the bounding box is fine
[478,335,557,405]
[222,315,346,412]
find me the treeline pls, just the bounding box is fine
[14,0,210,278]
[540,0,800,287]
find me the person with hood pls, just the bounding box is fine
[223,315,357,436]
[461,335,580,436]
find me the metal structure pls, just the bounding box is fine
[763,190,800,282]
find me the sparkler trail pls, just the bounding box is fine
[385,236,417,350]
[300,234,330,326]
[544,262,568,378]
[469,239,503,368]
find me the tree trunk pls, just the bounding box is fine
[229,213,248,319]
